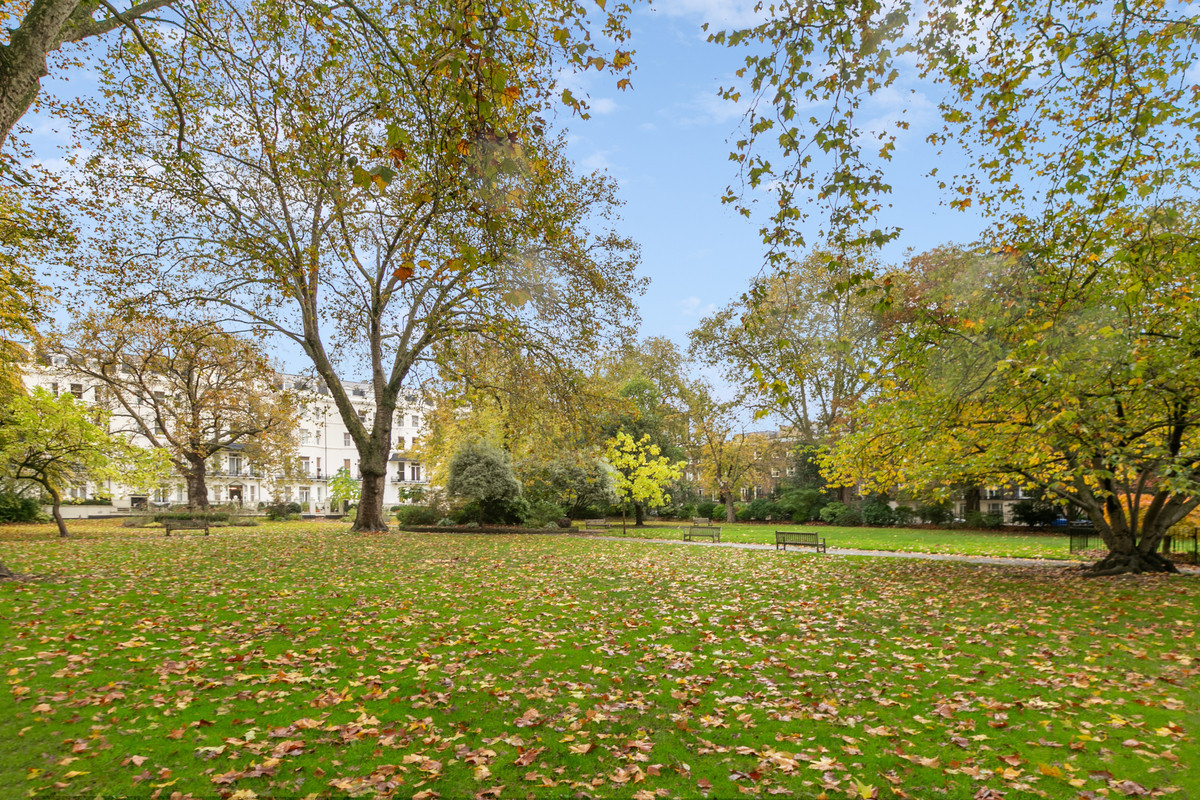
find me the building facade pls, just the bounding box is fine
[23,358,431,511]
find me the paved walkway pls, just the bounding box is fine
[570,533,1200,573]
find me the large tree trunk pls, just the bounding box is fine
[634,502,645,527]
[354,469,390,532]
[1,0,173,150]
[1088,514,1178,575]
[963,485,981,514]
[0,0,78,150]
[184,458,210,509]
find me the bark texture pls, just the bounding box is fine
[0,0,172,149]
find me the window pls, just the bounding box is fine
[396,436,406,450]
[299,429,311,444]
[987,502,1003,515]
[344,432,353,447]
[229,456,242,475]
[771,468,780,477]
[343,458,351,471]
[50,382,58,396]
[70,383,84,399]
[299,486,310,502]
[411,415,420,428]
[410,463,422,482]
[786,466,797,476]
[300,457,311,475]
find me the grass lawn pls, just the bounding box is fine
[587,521,1083,560]
[2,520,1197,799]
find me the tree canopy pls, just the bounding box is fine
[714,0,1200,259]
[0,387,170,537]
[60,309,300,508]
[823,213,1200,573]
[78,0,643,532]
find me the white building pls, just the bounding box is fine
[23,358,431,512]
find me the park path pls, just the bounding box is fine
[570,533,1200,573]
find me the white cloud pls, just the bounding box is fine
[653,0,767,30]
[678,295,716,317]
[675,86,748,127]
[579,149,616,173]
[588,97,619,115]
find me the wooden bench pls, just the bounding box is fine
[163,519,211,537]
[684,526,721,542]
[582,518,609,531]
[691,516,712,526]
[775,530,826,552]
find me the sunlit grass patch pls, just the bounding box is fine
[2,525,1197,798]
[596,521,1080,560]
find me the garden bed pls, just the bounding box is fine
[398,524,565,535]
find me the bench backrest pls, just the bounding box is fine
[584,519,607,526]
[776,530,817,541]
[690,526,720,535]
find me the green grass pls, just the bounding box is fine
[1,520,1197,798]
[591,521,1084,559]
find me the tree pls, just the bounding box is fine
[60,309,300,509]
[823,213,1200,574]
[689,250,885,445]
[713,0,1200,263]
[0,387,169,537]
[446,439,522,525]
[327,467,360,514]
[0,0,175,151]
[523,456,618,519]
[79,0,642,533]
[682,382,777,523]
[603,430,684,529]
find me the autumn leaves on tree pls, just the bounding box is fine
[76,0,641,531]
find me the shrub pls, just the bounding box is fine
[0,492,43,523]
[696,501,717,520]
[712,504,726,521]
[736,504,753,521]
[982,512,1005,529]
[525,500,565,528]
[226,516,260,527]
[746,498,784,521]
[436,517,457,527]
[447,440,522,523]
[452,496,529,525]
[861,498,895,527]
[892,505,916,526]
[1011,499,1059,527]
[678,503,697,520]
[657,506,678,519]
[557,517,572,528]
[745,498,766,520]
[395,505,440,526]
[916,501,954,526]
[819,502,863,526]
[264,502,302,520]
[780,488,828,523]
[153,511,231,522]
